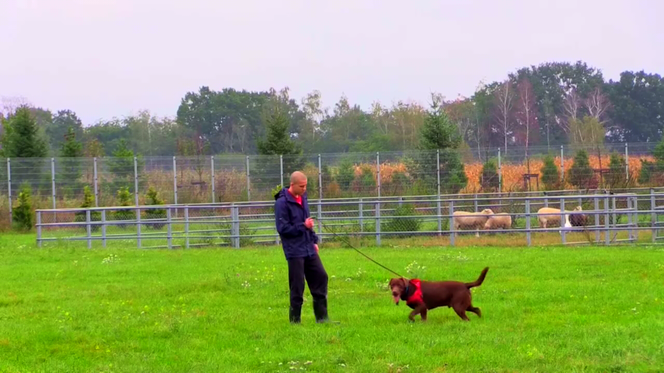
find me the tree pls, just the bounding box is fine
[1,106,48,158]
[255,108,306,190]
[106,139,144,197]
[605,153,628,189]
[605,70,664,142]
[410,96,467,194]
[514,78,539,161]
[1,107,49,191]
[57,126,84,198]
[480,158,499,192]
[47,110,83,153]
[540,155,560,190]
[493,81,515,153]
[567,150,595,189]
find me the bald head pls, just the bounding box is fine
[290,171,307,184]
[289,171,308,196]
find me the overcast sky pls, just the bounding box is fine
[1,0,661,126]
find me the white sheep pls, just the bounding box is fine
[537,206,581,234]
[452,209,494,237]
[483,213,512,231]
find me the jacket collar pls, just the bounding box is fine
[282,187,307,204]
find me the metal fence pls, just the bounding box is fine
[3,141,662,229]
[36,189,664,249]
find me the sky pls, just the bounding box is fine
[1,0,661,126]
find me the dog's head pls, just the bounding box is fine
[389,277,408,305]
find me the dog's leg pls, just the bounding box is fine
[420,308,428,322]
[408,304,426,322]
[467,306,481,318]
[452,303,470,321]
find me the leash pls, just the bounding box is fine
[316,219,407,279]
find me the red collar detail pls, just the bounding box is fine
[287,189,302,205]
[406,279,423,306]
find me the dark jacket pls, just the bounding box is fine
[274,187,319,259]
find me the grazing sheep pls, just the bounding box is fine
[483,213,512,231]
[452,209,494,237]
[537,206,581,228]
[538,205,585,235]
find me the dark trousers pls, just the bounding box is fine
[287,254,329,323]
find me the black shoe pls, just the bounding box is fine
[289,306,301,324]
[313,298,339,324]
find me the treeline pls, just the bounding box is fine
[1,60,663,160]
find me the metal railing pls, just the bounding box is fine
[35,189,664,249]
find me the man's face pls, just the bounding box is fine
[290,178,307,196]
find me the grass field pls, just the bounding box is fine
[1,233,664,372]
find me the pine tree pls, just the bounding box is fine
[540,155,560,190]
[106,139,144,195]
[256,109,305,190]
[0,107,48,158]
[567,150,594,188]
[606,153,627,188]
[481,158,500,191]
[410,97,467,194]
[58,127,84,198]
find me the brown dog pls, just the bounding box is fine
[389,267,489,322]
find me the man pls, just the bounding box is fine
[274,171,333,324]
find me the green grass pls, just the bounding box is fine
[1,233,664,372]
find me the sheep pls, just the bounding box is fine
[452,209,494,237]
[537,205,584,235]
[483,213,512,231]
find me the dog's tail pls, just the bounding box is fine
[465,267,489,289]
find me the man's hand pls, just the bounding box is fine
[314,244,319,253]
[305,218,315,229]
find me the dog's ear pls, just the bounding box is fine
[399,277,407,289]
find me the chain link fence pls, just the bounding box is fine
[4,142,663,229]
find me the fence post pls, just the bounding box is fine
[101,210,107,248]
[560,197,566,244]
[525,198,531,246]
[36,211,41,248]
[375,201,381,246]
[474,194,478,212]
[86,210,92,249]
[185,206,190,249]
[317,154,323,243]
[560,145,565,183]
[93,157,99,207]
[449,201,455,246]
[51,158,56,210]
[231,204,240,248]
[625,143,629,181]
[436,149,442,234]
[136,205,142,249]
[604,194,610,245]
[497,148,502,193]
[359,198,364,233]
[7,158,11,226]
[211,155,215,203]
[626,196,632,242]
[651,188,657,242]
[172,156,178,205]
[167,207,173,249]
[376,152,381,198]
[280,155,284,188]
[246,156,251,201]
[594,196,600,243]
[134,157,139,206]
